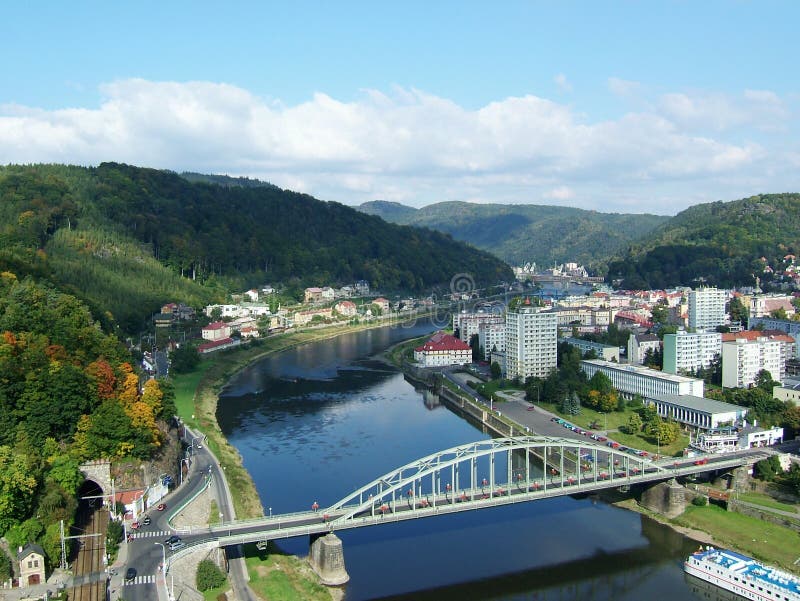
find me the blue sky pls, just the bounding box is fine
[1,1,798,214]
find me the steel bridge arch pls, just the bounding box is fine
[327,436,670,527]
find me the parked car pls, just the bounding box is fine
[142,516,151,526]
[157,503,167,511]
[130,521,140,530]
[165,535,181,545]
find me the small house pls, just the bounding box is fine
[18,543,46,586]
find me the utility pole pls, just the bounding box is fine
[60,520,66,570]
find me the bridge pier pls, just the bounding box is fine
[640,478,688,518]
[309,532,349,586]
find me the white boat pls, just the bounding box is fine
[684,546,800,601]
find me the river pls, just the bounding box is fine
[217,322,713,601]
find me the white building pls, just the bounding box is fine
[773,377,800,406]
[201,321,232,341]
[478,321,506,360]
[721,337,784,388]
[648,393,746,430]
[453,312,505,343]
[505,305,558,380]
[581,359,705,400]
[688,287,727,331]
[627,333,661,365]
[414,331,473,367]
[662,330,722,375]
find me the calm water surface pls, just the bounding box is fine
[217,323,710,600]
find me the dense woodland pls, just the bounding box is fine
[607,193,800,289]
[359,199,669,270]
[0,163,512,332]
[0,275,175,565]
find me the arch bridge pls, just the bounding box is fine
[169,435,760,553]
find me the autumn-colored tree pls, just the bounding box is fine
[141,379,163,416]
[86,359,117,401]
[118,372,139,407]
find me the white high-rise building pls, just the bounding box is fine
[478,321,506,360]
[688,288,727,331]
[662,331,722,375]
[722,337,784,388]
[505,305,557,380]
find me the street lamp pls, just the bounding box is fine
[154,541,166,572]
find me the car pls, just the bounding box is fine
[125,567,137,581]
[157,503,167,511]
[165,535,181,545]
[527,405,535,411]
[597,437,607,442]
[142,516,151,526]
[169,541,185,551]
[694,457,709,465]
[130,521,140,530]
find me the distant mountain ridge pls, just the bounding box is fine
[358,200,669,270]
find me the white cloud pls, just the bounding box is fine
[608,77,641,98]
[0,79,795,214]
[554,73,572,93]
[544,186,575,200]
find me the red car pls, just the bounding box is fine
[157,503,167,511]
[693,458,709,465]
[130,521,140,529]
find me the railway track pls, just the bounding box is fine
[69,508,108,601]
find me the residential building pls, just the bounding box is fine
[453,311,505,343]
[18,544,46,586]
[198,338,240,354]
[723,330,796,369]
[721,337,784,388]
[688,287,727,331]
[627,333,661,365]
[662,330,722,375]
[372,297,391,312]
[647,393,746,430]
[478,321,506,360]
[334,300,358,317]
[292,307,333,326]
[201,321,231,341]
[244,289,259,302]
[563,337,620,362]
[414,331,473,367]
[505,304,558,380]
[581,359,705,400]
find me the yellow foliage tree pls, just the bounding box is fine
[141,379,163,415]
[119,373,139,407]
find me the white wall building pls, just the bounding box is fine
[414,331,473,367]
[453,312,505,343]
[563,337,620,362]
[662,330,722,375]
[581,359,705,400]
[478,321,506,360]
[648,393,746,430]
[627,333,661,365]
[505,305,558,380]
[688,287,727,331]
[721,337,784,388]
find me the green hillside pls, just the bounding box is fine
[358,200,668,270]
[606,193,800,289]
[0,164,512,331]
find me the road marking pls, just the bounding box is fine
[122,574,156,585]
[131,530,169,539]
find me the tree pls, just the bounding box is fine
[196,559,226,591]
[0,445,38,533]
[561,391,581,415]
[469,334,481,362]
[625,413,643,435]
[490,362,501,380]
[770,307,788,320]
[727,296,749,325]
[650,300,670,326]
[754,369,775,393]
[169,344,199,374]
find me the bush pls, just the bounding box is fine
[692,496,708,506]
[196,559,226,591]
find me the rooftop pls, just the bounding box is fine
[651,393,746,416]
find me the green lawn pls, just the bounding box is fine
[737,491,799,513]
[673,504,800,573]
[202,582,230,601]
[171,359,214,424]
[243,543,331,601]
[611,430,690,457]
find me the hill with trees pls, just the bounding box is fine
[0,163,512,332]
[606,193,800,289]
[358,200,668,270]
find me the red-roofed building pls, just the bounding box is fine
[198,337,240,354]
[373,297,391,312]
[414,331,473,367]
[334,300,358,317]
[202,321,232,341]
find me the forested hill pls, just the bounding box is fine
[606,193,800,289]
[0,163,512,331]
[358,200,668,270]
